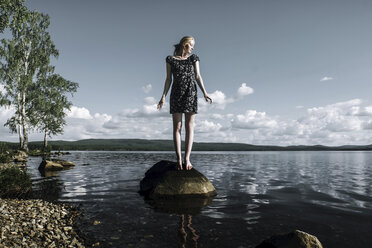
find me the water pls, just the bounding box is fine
[26,151,372,247]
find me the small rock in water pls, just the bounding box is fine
[255,229,323,248]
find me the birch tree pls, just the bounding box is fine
[28,72,78,151]
[0,8,58,151]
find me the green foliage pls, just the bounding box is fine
[0,166,32,198]
[29,72,78,147]
[0,142,12,163]
[0,153,12,163]
[0,141,9,153]
[0,0,27,33]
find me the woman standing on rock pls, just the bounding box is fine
[157,36,212,171]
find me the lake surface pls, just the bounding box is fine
[26,151,372,247]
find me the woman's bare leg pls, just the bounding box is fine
[172,113,183,170]
[184,113,195,170]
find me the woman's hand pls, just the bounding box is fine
[204,93,212,104]
[157,96,165,110]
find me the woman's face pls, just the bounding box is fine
[183,40,195,54]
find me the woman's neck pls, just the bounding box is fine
[177,51,190,58]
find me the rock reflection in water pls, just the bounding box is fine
[145,197,214,215]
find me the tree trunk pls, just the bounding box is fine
[43,130,48,151]
[17,93,24,150]
[21,44,30,152]
[21,91,28,152]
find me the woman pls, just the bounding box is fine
[157,36,212,171]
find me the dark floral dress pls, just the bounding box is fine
[166,54,200,114]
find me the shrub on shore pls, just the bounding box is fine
[0,153,13,163]
[0,143,13,163]
[0,166,32,198]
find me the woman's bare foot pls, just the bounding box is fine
[185,160,193,170]
[177,160,183,170]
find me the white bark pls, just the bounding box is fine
[16,92,24,149]
[43,129,48,151]
[20,43,31,151]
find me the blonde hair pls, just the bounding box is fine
[173,36,195,56]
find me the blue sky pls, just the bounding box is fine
[1,0,372,145]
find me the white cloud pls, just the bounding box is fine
[363,120,372,130]
[232,110,278,129]
[195,120,222,133]
[296,105,304,109]
[143,96,157,105]
[198,90,229,111]
[210,114,224,120]
[236,83,254,99]
[66,106,93,119]
[347,105,372,116]
[320,76,334,82]
[121,100,169,118]
[365,106,372,115]
[300,99,364,133]
[142,84,152,94]
[2,90,372,146]
[199,84,254,112]
[0,106,15,141]
[0,106,14,119]
[307,99,361,116]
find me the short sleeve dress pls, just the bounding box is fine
[166,54,200,114]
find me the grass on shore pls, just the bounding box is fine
[0,166,32,198]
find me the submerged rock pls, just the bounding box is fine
[256,230,323,248]
[139,160,217,199]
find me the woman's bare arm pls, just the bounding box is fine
[157,62,172,109]
[194,61,212,103]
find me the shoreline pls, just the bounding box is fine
[0,162,93,247]
[0,198,87,247]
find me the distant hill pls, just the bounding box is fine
[1,139,372,151]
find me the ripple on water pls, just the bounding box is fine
[24,151,372,248]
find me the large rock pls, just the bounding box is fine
[139,160,217,199]
[256,230,323,248]
[38,160,64,171]
[39,159,76,172]
[13,150,28,163]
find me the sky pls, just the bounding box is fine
[1,0,372,146]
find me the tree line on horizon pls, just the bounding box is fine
[0,0,78,152]
[1,139,372,151]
